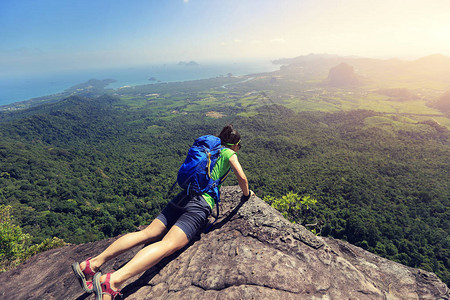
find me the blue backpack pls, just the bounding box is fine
[172,135,232,232]
[176,135,228,196]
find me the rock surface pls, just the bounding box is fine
[0,186,448,299]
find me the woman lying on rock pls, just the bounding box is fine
[72,124,253,300]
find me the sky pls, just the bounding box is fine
[1,0,450,77]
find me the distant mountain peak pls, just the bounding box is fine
[177,61,199,66]
[412,54,450,67]
[414,53,449,61]
[325,63,359,86]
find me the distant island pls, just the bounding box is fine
[177,61,199,66]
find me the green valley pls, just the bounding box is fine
[0,55,449,285]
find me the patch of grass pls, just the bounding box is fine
[285,98,340,112]
[115,96,149,108]
[429,117,450,129]
[196,96,220,106]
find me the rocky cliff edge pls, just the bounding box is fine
[0,186,448,299]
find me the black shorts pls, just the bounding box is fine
[156,191,212,241]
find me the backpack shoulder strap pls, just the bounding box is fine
[218,167,231,185]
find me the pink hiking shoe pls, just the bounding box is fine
[93,272,122,300]
[71,257,96,293]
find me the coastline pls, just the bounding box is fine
[0,60,279,107]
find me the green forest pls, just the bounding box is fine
[0,58,449,285]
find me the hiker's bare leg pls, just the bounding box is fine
[80,219,168,273]
[102,225,189,293]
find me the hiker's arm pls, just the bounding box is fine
[229,154,251,197]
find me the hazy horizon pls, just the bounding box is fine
[1,0,450,78]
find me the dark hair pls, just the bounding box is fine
[218,124,241,146]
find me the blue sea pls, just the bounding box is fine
[0,60,279,107]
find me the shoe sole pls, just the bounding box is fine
[93,272,103,300]
[71,262,94,293]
